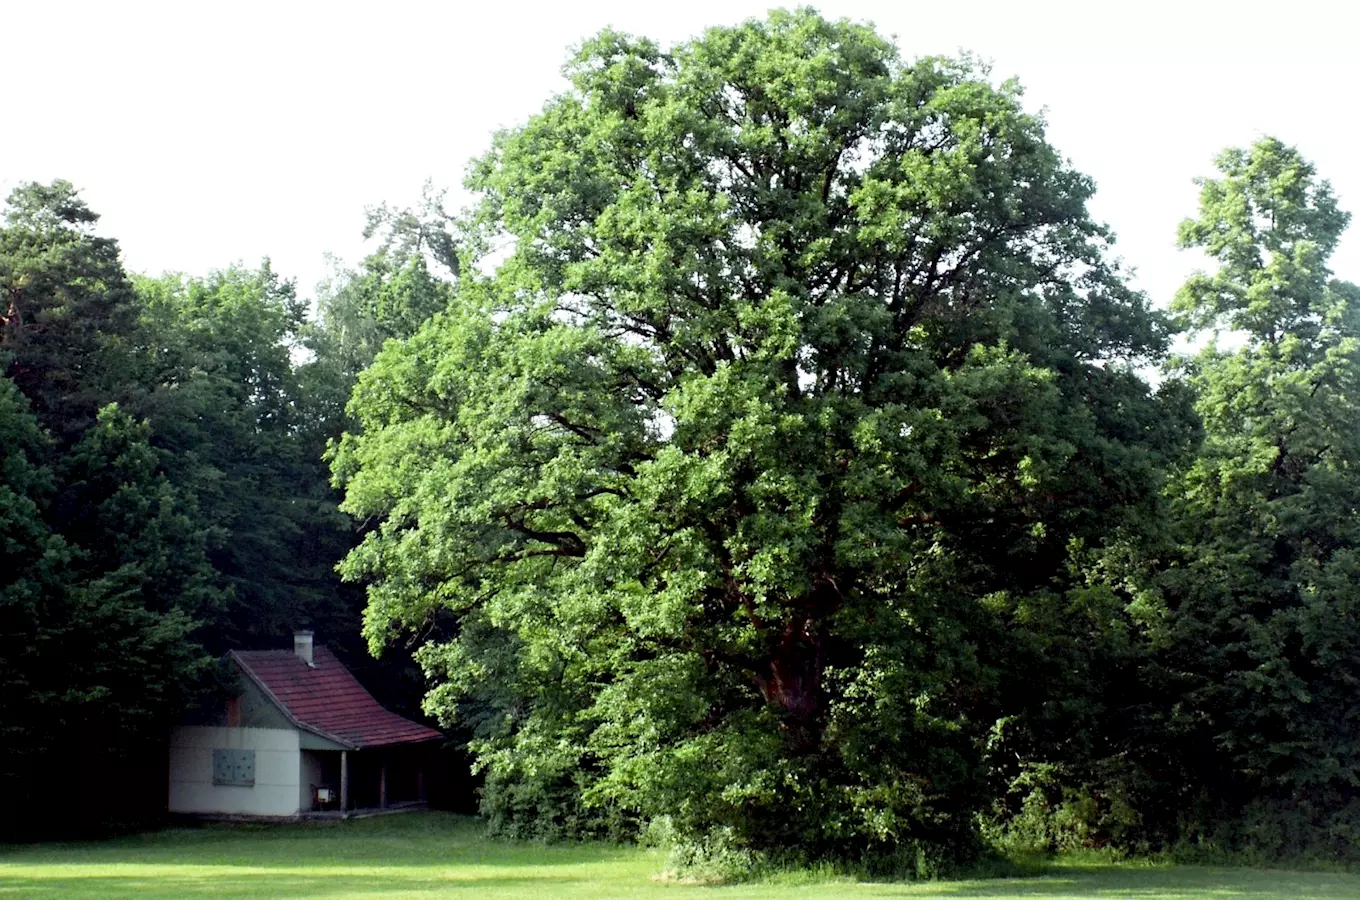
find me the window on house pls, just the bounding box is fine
[212,749,255,786]
[226,695,242,727]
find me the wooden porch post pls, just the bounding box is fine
[416,762,425,803]
[379,758,388,810]
[340,750,350,818]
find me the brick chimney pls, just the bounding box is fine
[294,630,315,667]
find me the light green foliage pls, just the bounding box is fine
[1155,138,1360,843]
[307,252,456,420]
[1,814,1358,898]
[335,10,1179,861]
[305,184,460,443]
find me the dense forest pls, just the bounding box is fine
[0,178,455,836]
[4,8,1359,871]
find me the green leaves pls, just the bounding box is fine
[1174,138,1351,340]
[1157,138,1360,819]
[335,9,1178,859]
[133,265,355,648]
[0,181,140,442]
[0,381,219,838]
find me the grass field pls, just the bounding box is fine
[1,812,1357,899]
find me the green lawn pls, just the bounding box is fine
[1,812,1356,899]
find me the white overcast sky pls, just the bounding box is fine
[6,0,1358,309]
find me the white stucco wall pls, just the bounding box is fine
[169,726,302,817]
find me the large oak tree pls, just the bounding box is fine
[334,10,1181,860]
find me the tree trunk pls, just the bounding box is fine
[755,615,827,751]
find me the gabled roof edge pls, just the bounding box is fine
[226,649,360,750]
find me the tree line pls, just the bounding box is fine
[4,7,1359,869]
[0,179,453,837]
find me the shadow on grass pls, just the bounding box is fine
[7,817,1360,899]
[0,872,581,899]
[0,812,639,871]
[944,864,1360,898]
[0,815,653,900]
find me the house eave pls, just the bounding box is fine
[226,650,360,751]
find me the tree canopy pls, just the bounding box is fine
[0,183,425,838]
[6,9,1360,870]
[0,180,139,441]
[1147,138,1360,853]
[333,9,1185,861]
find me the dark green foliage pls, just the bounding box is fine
[7,27,1360,869]
[1148,139,1360,854]
[300,201,465,714]
[0,186,225,837]
[333,9,1181,864]
[0,181,140,441]
[0,184,422,839]
[363,182,461,281]
[0,383,218,838]
[0,382,69,761]
[131,265,357,649]
[981,139,1360,866]
[305,183,460,438]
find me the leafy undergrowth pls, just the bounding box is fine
[2,812,1358,899]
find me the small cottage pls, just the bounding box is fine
[169,631,443,819]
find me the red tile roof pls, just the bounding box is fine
[230,645,443,750]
